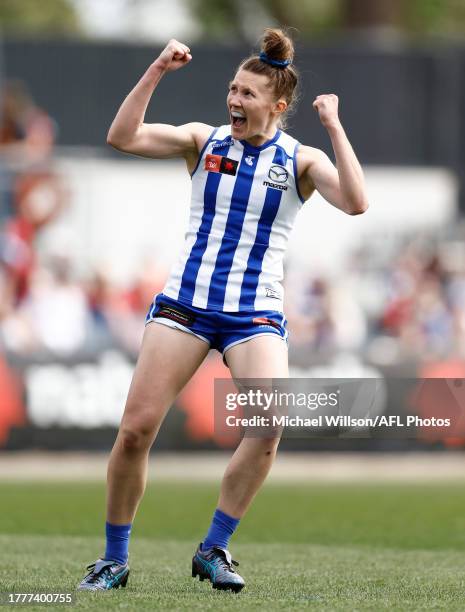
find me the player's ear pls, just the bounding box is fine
[274,99,287,115]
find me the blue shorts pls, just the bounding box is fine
[145,293,288,363]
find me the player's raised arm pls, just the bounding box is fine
[107,39,208,159]
[299,94,369,215]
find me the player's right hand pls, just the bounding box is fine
[154,39,192,73]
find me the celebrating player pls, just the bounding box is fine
[78,28,368,592]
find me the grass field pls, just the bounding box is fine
[2,480,465,610]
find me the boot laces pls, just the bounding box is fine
[211,548,239,572]
[85,563,112,583]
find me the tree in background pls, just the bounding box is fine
[405,0,465,37]
[344,0,465,36]
[0,0,464,42]
[192,0,465,41]
[0,0,80,36]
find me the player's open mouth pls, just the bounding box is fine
[231,110,246,128]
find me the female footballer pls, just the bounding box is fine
[78,28,368,593]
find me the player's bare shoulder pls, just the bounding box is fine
[184,122,215,174]
[189,122,214,152]
[295,144,327,201]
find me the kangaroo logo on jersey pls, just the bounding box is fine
[205,154,238,176]
[245,155,255,166]
[268,165,288,183]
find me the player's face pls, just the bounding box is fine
[227,70,286,143]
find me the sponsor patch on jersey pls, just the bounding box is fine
[268,165,289,183]
[212,136,234,150]
[252,317,282,331]
[154,303,196,327]
[205,154,238,176]
[263,180,288,191]
[263,164,289,191]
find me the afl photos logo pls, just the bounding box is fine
[263,164,289,191]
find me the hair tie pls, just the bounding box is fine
[259,51,291,68]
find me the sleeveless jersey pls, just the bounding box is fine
[162,124,305,312]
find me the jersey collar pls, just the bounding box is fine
[240,129,281,153]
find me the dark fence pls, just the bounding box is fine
[2,38,464,164]
[2,38,465,207]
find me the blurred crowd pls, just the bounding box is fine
[0,81,168,358]
[1,80,465,366]
[286,235,465,366]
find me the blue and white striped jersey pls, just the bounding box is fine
[163,124,306,312]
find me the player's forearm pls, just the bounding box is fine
[107,62,165,148]
[327,122,368,215]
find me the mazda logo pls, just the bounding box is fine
[268,165,288,183]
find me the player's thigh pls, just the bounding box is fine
[226,335,288,445]
[122,322,210,428]
[225,334,289,379]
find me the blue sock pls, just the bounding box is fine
[104,521,132,565]
[203,508,240,551]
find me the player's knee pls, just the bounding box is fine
[258,436,281,455]
[120,419,156,452]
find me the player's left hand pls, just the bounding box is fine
[313,94,340,129]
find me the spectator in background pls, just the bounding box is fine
[0,80,55,163]
[115,259,167,353]
[378,243,462,360]
[0,79,65,336]
[86,266,120,341]
[1,171,65,305]
[85,259,168,355]
[15,251,90,356]
[285,274,366,359]
[286,276,334,349]
[0,80,56,218]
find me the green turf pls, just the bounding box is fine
[2,481,465,610]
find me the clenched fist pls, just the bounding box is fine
[154,39,192,73]
[313,94,340,129]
